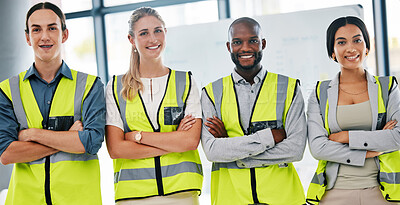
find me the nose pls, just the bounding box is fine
[240,41,251,52]
[149,33,157,43]
[41,30,50,42]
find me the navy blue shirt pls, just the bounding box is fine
[0,61,105,156]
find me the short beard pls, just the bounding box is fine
[231,51,263,70]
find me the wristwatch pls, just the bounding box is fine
[135,131,142,144]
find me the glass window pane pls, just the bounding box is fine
[105,0,219,77]
[104,0,153,7]
[64,17,97,75]
[387,0,400,79]
[61,0,92,13]
[229,0,376,74]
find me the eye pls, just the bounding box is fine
[155,29,163,33]
[337,41,346,45]
[232,41,241,45]
[32,28,40,33]
[250,39,259,44]
[49,27,57,31]
[139,31,148,36]
[354,39,362,43]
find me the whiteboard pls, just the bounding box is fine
[163,5,364,198]
[164,4,363,99]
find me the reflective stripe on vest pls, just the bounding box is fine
[0,70,101,205]
[307,76,400,204]
[204,72,305,205]
[112,70,203,201]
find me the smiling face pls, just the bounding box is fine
[332,24,368,71]
[129,15,166,61]
[25,9,68,65]
[227,22,266,71]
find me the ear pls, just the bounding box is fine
[25,32,32,46]
[164,28,167,34]
[128,34,135,45]
[261,38,266,50]
[332,53,336,60]
[61,29,69,43]
[226,42,231,53]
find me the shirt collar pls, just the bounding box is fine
[232,67,267,85]
[23,61,73,81]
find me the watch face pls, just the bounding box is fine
[135,132,142,142]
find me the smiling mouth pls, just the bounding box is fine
[39,45,53,48]
[345,55,359,60]
[147,45,160,50]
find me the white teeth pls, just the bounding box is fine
[148,45,159,49]
[346,55,358,60]
[240,55,253,59]
[40,45,52,48]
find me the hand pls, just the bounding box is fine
[383,120,397,130]
[329,131,349,144]
[177,115,196,131]
[271,129,286,144]
[366,150,383,158]
[205,116,228,138]
[69,120,83,131]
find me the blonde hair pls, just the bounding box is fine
[121,7,165,100]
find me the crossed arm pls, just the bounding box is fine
[106,115,201,160]
[201,88,307,167]
[0,81,105,165]
[1,121,84,165]
[307,85,400,166]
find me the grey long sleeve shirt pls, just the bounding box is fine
[201,68,307,168]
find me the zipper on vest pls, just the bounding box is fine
[250,168,260,204]
[45,156,52,205]
[154,156,164,195]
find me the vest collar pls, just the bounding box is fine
[24,60,73,82]
[232,67,266,85]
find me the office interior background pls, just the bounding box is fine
[0,0,400,204]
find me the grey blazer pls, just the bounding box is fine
[307,70,400,189]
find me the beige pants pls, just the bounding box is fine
[116,191,199,205]
[320,186,398,205]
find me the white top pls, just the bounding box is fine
[106,72,202,131]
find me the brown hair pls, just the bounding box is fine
[25,2,67,34]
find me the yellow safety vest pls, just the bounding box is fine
[112,70,203,201]
[0,69,101,205]
[204,72,305,205]
[307,76,400,204]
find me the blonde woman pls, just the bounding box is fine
[105,7,203,205]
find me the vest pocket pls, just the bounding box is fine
[164,107,184,125]
[47,116,74,131]
[249,120,279,134]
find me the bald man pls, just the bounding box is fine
[201,17,307,205]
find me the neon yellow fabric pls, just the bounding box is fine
[307,76,400,204]
[1,70,101,205]
[113,70,203,201]
[205,73,305,205]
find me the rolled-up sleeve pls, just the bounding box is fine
[0,90,19,158]
[78,79,106,155]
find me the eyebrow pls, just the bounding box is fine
[335,34,362,41]
[30,23,58,28]
[138,26,163,33]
